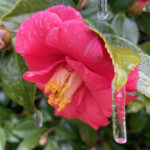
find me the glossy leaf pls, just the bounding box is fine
[16,135,41,150]
[111,13,126,37]
[1,0,75,24]
[81,0,97,18]
[44,139,60,150]
[0,106,14,120]
[127,101,144,113]
[93,20,117,35]
[79,123,97,146]
[4,121,19,143]
[104,34,141,53]
[138,53,150,98]
[133,92,150,106]
[91,28,141,90]
[139,42,150,56]
[137,11,150,36]
[108,0,135,13]
[0,90,9,106]
[0,127,6,150]
[0,48,36,112]
[13,120,47,139]
[103,34,150,98]
[0,0,16,18]
[111,13,139,43]
[61,143,74,150]
[124,18,139,44]
[129,110,147,133]
[55,124,77,141]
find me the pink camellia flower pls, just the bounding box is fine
[15,5,138,130]
[127,0,149,14]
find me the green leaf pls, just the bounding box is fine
[17,135,41,150]
[0,48,36,112]
[137,11,150,36]
[13,120,47,139]
[1,0,75,24]
[102,34,149,97]
[0,0,16,18]
[93,20,117,35]
[124,18,139,44]
[139,42,150,56]
[61,143,74,150]
[0,90,9,106]
[111,13,139,43]
[129,110,147,133]
[55,124,77,141]
[4,121,19,143]
[91,29,141,90]
[81,0,97,18]
[111,13,126,37]
[79,123,97,146]
[0,106,14,120]
[133,92,150,106]
[138,53,150,98]
[44,139,60,150]
[108,0,135,13]
[0,127,6,150]
[127,101,144,113]
[104,34,141,53]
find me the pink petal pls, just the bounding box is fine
[46,20,114,79]
[23,59,65,84]
[46,5,82,22]
[15,11,64,71]
[126,66,138,93]
[126,95,138,104]
[55,84,109,130]
[66,56,112,117]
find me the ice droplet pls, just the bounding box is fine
[97,0,108,20]
[112,82,127,144]
[34,111,43,128]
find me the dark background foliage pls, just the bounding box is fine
[0,0,150,149]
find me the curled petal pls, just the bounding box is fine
[55,85,109,130]
[46,5,83,22]
[46,20,114,79]
[23,59,65,84]
[66,56,112,117]
[16,11,63,70]
[126,66,138,93]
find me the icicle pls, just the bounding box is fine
[112,82,127,144]
[97,0,108,20]
[34,111,43,128]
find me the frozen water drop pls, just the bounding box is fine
[34,111,43,128]
[112,82,127,144]
[97,0,108,20]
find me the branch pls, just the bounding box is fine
[77,0,89,10]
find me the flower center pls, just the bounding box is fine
[45,67,82,111]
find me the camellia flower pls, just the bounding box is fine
[127,0,149,14]
[15,5,139,130]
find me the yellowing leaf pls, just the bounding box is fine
[91,28,141,90]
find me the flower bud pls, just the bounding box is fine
[0,26,12,52]
[39,135,47,146]
[127,0,149,14]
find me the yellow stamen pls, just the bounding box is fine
[45,67,82,111]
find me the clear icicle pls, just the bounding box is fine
[112,83,127,144]
[97,0,108,20]
[34,111,43,128]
